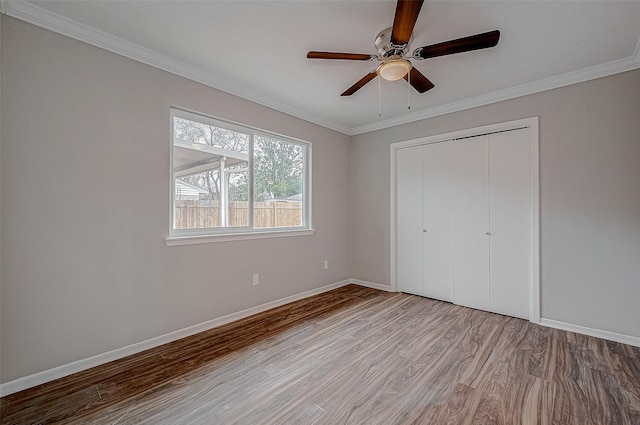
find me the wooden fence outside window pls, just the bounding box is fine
[174,200,302,229]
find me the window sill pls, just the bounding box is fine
[165,228,315,246]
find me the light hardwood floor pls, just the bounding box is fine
[1,285,639,424]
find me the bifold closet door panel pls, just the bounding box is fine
[422,142,454,302]
[451,136,490,311]
[489,129,531,319]
[397,145,423,295]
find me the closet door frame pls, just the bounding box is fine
[390,117,540,323]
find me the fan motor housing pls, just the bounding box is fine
[375,27,412,59]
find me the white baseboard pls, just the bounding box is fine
[1,279,357,397]
[540,318,640,348]
[350,278,396,292]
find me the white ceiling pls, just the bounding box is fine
[5,1,640,135]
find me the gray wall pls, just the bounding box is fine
[0,14,3,381]
[0,16,351,382]
[351,68,640,338]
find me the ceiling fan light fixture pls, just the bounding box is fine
[377,59,412,81]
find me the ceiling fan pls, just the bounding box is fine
[307,0,500,96]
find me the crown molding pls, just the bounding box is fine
[351,51,640,135]
[4,0,640,137]
[3,0,353,135]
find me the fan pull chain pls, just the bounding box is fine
[378,77,382,117]
[407,70,411,110]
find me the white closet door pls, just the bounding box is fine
[489,129,531,319]
[422,142,454,302]
[397,145,423,295]
[451,136,490,310]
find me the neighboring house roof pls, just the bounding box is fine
[284,193,303,202]
[175,180,209,199]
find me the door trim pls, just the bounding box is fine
[390,117,540,323]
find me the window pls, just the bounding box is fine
[169,108,311,241]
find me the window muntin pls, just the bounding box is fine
[170,109,310,236]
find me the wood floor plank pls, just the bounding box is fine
[2,284,639,425]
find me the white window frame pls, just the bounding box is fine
[166,108,313,246]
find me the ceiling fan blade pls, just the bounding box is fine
[307,51,373,61]
[341,71,378,96]
[391,0,425,45]
[413,30,500,60]
[403,67,434,93]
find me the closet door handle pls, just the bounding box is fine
[485,232,492,236]
[423,229,427,232]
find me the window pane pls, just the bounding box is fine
[174,117,249,153]
[173,116,249,229]
[227,168,249,227]
[253,135,304,228]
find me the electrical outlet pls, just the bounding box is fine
[323,260,329,270]
[253,274,259,286]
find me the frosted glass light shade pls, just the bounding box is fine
[377,59,412,81]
